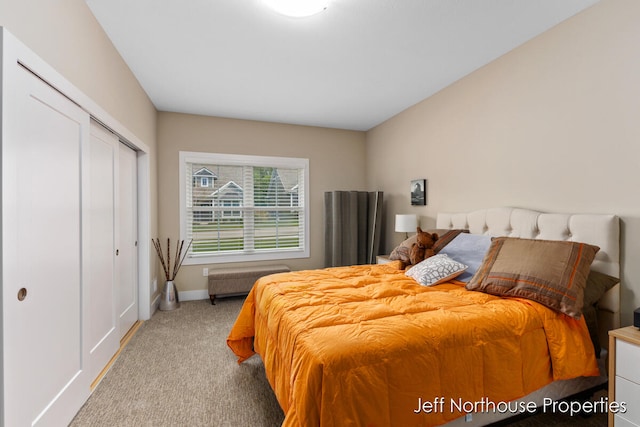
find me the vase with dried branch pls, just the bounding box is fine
[152,238,192,311]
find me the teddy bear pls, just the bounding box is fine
[409,227,439,266]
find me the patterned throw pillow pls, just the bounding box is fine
[466,237,599,319]
[405,254,468,286]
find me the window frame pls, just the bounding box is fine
[179,151,310,265]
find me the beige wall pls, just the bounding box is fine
[366,0,640,325]
[5,0,637,323]
[0,0,156,144]
[157,112,366,293]
[1,0,159,306]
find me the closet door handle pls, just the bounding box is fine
[17,288,27,301]
[116,249,119,256]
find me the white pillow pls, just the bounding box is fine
[405,254,468,286]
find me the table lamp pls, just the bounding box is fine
[395,214,418,239]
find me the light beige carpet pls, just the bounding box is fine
[71,297,606,427]
[71,298,284,426]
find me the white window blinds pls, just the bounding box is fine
[180,152,309,264]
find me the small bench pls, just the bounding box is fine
[208,264,290,305]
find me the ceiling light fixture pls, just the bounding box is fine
[263,0,328,18]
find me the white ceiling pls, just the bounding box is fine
[86,0,599,131]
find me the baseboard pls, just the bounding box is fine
[178,289,209,302]
[151,293,160,316]
[149,290,207,316]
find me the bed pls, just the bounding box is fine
[227,207,621,427]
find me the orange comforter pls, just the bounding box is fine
[227,261,598,427]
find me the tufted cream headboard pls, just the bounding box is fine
[436,207,621,347]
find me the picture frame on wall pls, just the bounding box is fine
[411,179,426,206]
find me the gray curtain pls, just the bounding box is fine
[324,191,383,267]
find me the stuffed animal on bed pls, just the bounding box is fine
[409,227,439,266]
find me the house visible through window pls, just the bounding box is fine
[180,151,309,264]
[193,167,215,188]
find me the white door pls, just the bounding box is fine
[117,143,138,338]
[3,65,90,425]
[87,121,120,382]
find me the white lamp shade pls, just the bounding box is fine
[395,214,418,233]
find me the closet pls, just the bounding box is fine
[118,143,139,338]
[1,28,147,426]
[3,54,92,427]
[88,122,120,383]
[88,123,139,380]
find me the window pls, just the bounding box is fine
[180,151,309,264]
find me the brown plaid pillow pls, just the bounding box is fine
[466,237,599,318]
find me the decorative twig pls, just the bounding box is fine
[152,238,170,280]
[152,238,193,281]
[173,239,184,279]
[167,238,171,281]
[176,240,193,276]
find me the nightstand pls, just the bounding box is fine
[609,326,640,426]
[376,255,392,264]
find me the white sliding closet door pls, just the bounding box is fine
[3,65,90,426]
[88,121,120,382]
[118,143,139,338]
